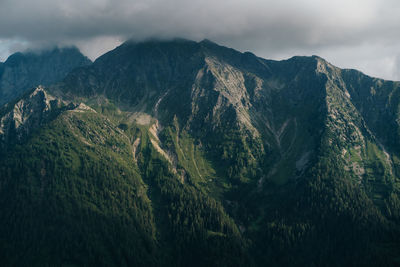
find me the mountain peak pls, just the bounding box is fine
[121,37,197,47]
[0,46,91,106]
[199,38,217,45]
[4,46,90,65]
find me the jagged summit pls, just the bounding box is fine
[91,38,337,80]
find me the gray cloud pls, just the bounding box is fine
[0,0,399,80]
[393,55,400,80]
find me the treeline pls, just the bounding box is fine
[137,133,250,267]
[0,113,159,266]
[249,154,400,266]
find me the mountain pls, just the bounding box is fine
[0,47,92,106]
[0,38,399,266]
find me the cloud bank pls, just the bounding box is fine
[0,0,399,80]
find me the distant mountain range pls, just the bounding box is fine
[0,47,91,105]
[0,39,399,266]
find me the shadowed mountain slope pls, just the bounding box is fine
[0,47,91,106]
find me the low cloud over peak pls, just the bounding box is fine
[1,0,400,80]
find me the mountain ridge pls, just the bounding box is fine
[0,38,399,266]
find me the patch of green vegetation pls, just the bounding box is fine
[133,123,250,267]
[362,141,395,206]
[159,123,219,193]
[0,109,158,266]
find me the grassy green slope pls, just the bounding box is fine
[0,108,158,266]
[0,101,250,267]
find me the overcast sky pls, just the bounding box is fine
[0,0,399,80]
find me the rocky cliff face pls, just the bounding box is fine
[0,47,91,106]
[0,86,71,144]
